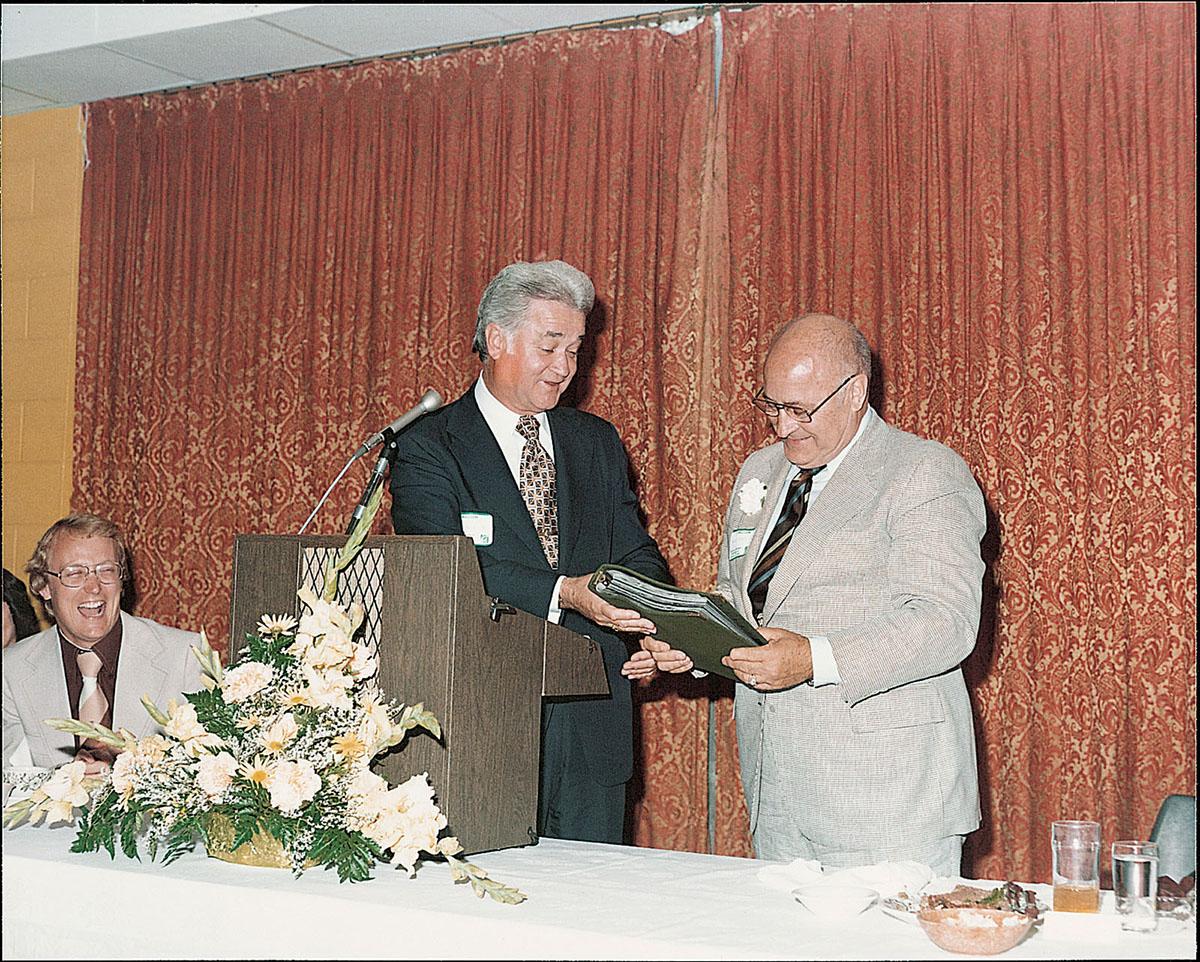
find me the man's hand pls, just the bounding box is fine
[620,648,659,680]
[722,627,813,691]
[75,739,118,776]
[641,635,694,674]
[560,575,657,634]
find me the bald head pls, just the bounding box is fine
[760,313,872,468]
[766,314,871,382]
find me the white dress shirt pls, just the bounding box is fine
[759,406,877,686]
[473,377,566,621]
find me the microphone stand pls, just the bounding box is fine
[344,429,397,535]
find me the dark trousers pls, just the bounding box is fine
[538,703,626,844]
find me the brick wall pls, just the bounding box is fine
[1,106,84,588]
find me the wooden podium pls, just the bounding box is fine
[228,534,607,854]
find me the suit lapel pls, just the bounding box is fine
[445,392,547,565]
[547,408,587,573]
[741,450,795,606]
[113,613,171,738]
[14,628,74,764]
[762,415,886,622]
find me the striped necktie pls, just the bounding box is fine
[747,466,824,622]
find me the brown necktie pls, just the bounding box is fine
[516,415,558,569]
[747,467,823,621]
[77,649,109,726]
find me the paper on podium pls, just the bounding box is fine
[588,565,764,680]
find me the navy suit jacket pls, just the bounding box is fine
[389,387,668,785]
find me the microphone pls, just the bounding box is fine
[298,388,444,535]
[352,389,444,460]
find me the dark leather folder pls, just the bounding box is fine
[589,564,765,680]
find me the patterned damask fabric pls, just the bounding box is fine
[716,3,1196,880]
[75,19,717,856]
[72,4,1195,881]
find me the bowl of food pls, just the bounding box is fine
[792,884,879,922]
[917,907,1035,955]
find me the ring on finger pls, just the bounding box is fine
[749,674,758,687]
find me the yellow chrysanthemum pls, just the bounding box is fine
[332,732,367,760]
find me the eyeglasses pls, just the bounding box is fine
[46,563,124,588]
[752,373,857,423]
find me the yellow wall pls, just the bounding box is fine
[1,106,84,581]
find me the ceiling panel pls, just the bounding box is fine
[1,46,195,104]
[107,18,352,84]
[0,3,694,115]
[0,85,58,114]
[262,4,525,59]
[484,4,685,32]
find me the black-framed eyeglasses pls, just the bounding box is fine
[751,373,857,423]
[46,563,124,589]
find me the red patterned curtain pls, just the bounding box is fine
[74,4,1195,877]
[715,3,1196,880]
[75,23,717,851]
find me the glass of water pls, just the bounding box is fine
[1112,840,1159,932]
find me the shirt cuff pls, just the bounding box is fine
[547,577,565,624]
[808,635,841,687]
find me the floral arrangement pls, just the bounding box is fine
[3,492,525,904]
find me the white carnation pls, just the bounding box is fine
[737,478,769,515]
[266,759,321,815]
[196,752,238,797]
[221,662,274,703]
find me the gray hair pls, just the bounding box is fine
[472,260,595,360]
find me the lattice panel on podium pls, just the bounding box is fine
[299,546,384,653]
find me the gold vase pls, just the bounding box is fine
[205,812,314,869]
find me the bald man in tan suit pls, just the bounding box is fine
[639,315,985,875]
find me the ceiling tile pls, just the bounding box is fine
[105,17,352,83]
[262,4,525,59]
[0,85,60,115]
[484,4,688,32]
[1,47,195,104]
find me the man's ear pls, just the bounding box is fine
[484,323,508,360]
[849,372,870,411]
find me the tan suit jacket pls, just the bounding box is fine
[2,612,202,769]
[719,411,985,852]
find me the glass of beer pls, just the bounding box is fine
[1112,840,1159,932]
[1051,820,1101,912]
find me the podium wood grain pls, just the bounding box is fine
[229,534,606,854]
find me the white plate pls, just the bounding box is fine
[879,903,918,926]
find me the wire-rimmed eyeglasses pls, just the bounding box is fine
[751,373,857,423]
[46,563,124,588]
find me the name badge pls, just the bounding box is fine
[461,512,493,547]
[729,527,755,561]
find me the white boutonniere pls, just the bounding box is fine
[737,478,769,515]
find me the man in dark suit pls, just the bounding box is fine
[389,260,668,844]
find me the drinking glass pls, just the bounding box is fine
[1112,841,1159,932]
[1051,820,1101,912]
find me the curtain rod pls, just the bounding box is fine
[156,3,759,97]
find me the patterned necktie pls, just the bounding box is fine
[516,415,558,569]
[747,466,824,621]
[77,649,109,726]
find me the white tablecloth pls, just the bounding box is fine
[2,826,1194,960]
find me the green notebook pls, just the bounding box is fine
[588,565,765,681]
